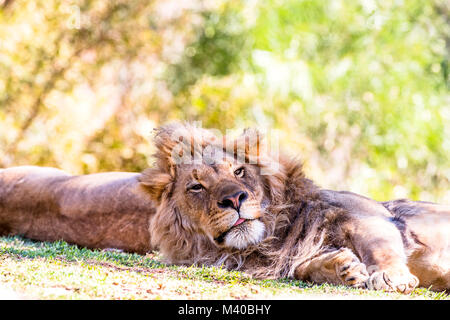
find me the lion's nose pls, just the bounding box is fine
[218,191,248,211]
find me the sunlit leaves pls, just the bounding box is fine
[0,0,449,203]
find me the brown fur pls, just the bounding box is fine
[0,123,449,293]
[0,167,153,254]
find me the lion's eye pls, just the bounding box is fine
[234,167,245,178]
[188,184,204,192]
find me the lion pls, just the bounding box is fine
[0,122,449,293]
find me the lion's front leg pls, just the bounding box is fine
[346,217,419,293]
[321,190,419,293]
[294,248,369,288]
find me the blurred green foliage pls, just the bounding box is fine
[0,0,449,202]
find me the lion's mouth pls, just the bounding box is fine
[214,218,254,244]
[233,218,246,227]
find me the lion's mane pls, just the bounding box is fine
[140,123,343,279]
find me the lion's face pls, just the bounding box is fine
[171,156,267,249]
[140,123,280,257]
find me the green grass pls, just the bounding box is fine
[0,236,448,300]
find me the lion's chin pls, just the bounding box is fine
[223,219,266,250]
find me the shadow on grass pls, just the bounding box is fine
[0,235,165,269]
[1,235,448,300]
[0,235,311,289]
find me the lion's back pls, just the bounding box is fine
[0,166,155,253]
[0,166,70,207]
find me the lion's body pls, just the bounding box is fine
[0,166,154,254]
[318,190,450,292]
[0,123,449,293]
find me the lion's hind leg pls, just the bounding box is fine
[294,248,369,288]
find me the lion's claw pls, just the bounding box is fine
[366,271,418,293]
[338,261,369,288]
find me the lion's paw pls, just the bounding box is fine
[366,270,419,294]
[338,261,369,288]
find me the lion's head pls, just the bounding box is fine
[139,123,287,264]
[163,156,267,250]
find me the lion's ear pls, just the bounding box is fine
[152,122,216,177]
[152,125,179,177]
[139,168,173,203]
